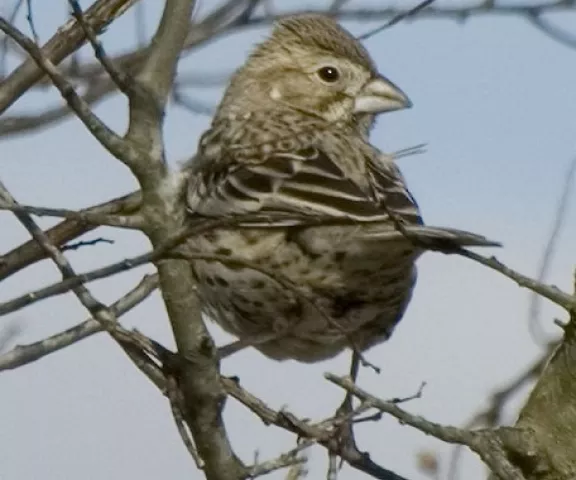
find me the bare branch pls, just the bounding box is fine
[0,0,24,75]
[0,79,116,137]
[0,190,141,282]
[526,10,576,50]
[0,201,143,228]
[68,0,135,94]
[248,441,311,478]
[0,0,141,115]
[61,237,114,251]
[0,18,149,169]
[24,0,38,43]
[356,0,436,41]
[0,179,165,396]
[0,274,158,371]
[457,250,576,311]
[166,375,204,469]
[447,343,556,480]
[325,375,527,480]
[224,377,411,480]
[528,156,576,342]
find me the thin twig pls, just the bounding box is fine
[0,17,148,169]
[526,10,576,50]
[68,0,135,94]
[248,440,311,478]
[0,191,142,282]
[166,375,204,468]
[458,250,576,311]
[223,377,410,480]
[0,180,164,393]
[25,0,38,43]
[356,0,436,41]
[528,156,576,343]
[62,237,115,251]
[0,274,158,371]
[446,342,555,480]
[0,201,143,228]
[326,374,527,480]
[0,0,24,75]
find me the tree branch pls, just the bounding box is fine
[0,201,143,228]
[457,249,576,310]
[224,377,413,480]
[0,18,150,170]
[325,375,528,480]
[0,273,158,371]
[0,0,141,115]
[510,305,576,479]
[0,190,141,282]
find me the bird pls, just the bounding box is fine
[185,14,498,363]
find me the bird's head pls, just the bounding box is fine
[216,14,412,130]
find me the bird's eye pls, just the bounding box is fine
[316,66,340,83]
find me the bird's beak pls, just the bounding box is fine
[354,75,412,114]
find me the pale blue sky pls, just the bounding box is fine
[1,1,575,479]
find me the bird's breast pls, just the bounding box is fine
[188,223,418,361]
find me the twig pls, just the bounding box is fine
[325,374,527,480]
[357,0,436,40]
[248,440,311,478]
[0,220,209,316]
[392,143,427,161]
[0,78,117,137]
[457,250,576,311]
[68,0,135,94]
[446,342,555,480]
[526,10,576,50]
[0,16,148,169]
[223,377,411,480]
[25,0,38,43]
[0,179,163,393]
[0,0,24,75]
[0,274,158,371]
[528,156,576,343]
[166,375,204,468]
[0,190,142,282]
[62,237,115,251]
[0,0,141,115]
[0,201,142,228]
[121,0,198,189]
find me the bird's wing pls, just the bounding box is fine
[186,143,499,248]
[187,143,422,227]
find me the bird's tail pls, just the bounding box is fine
[361,224,500,251]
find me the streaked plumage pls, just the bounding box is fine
[185,14,497,362]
